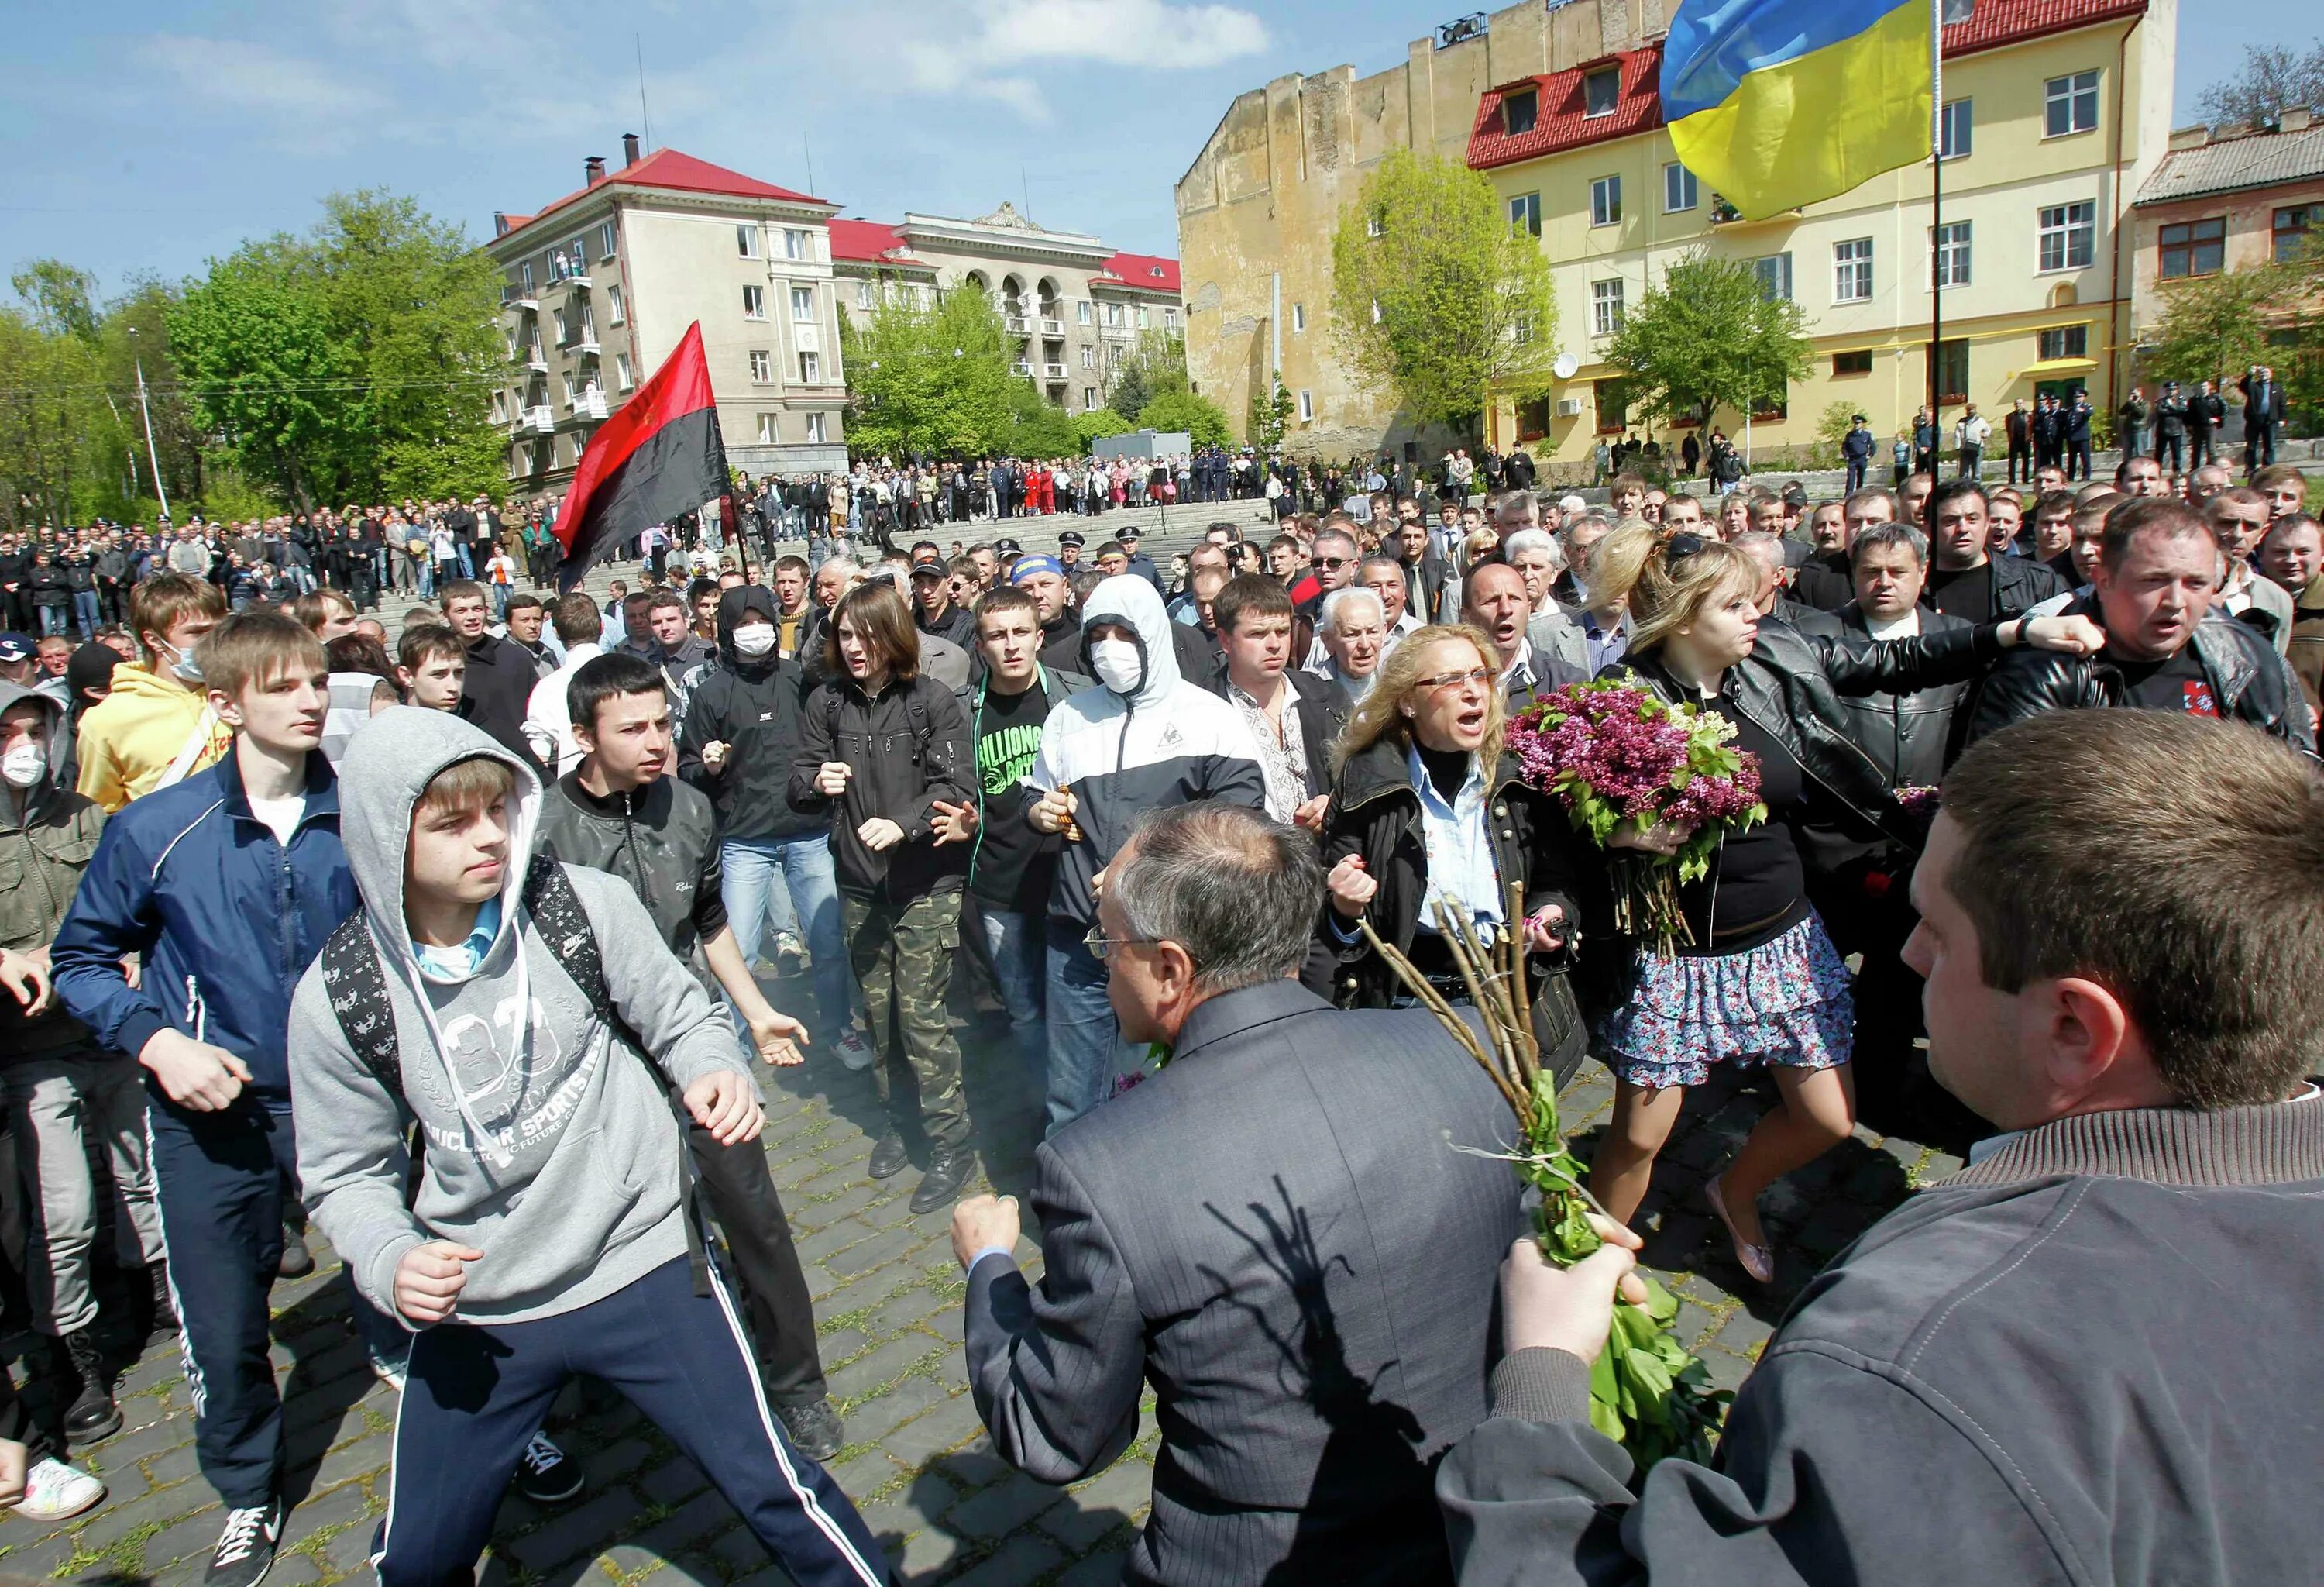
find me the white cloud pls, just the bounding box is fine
[973,0,1270,68]
[132,36,393,132]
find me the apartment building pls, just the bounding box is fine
[2131,110,2324,362]
[486,138,849,488]
[828,203,1183,416]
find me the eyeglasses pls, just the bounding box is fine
[1311,556,1350,570]
[1412,666,1496,695]
[1083,926,1163,961]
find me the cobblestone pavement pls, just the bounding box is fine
[0,976,1972,1586]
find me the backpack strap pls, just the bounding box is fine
[320,911,404,1105]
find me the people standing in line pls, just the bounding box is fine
[2186,378,2224,470]
[1202,574,1349,831]
[1951,404,1989,481]
[788,581,981,1213]
[2151,381,2188,473]
[2003,400,2033,484]
[2240,364,2285,473]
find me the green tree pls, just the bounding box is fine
[1602,254,1813,431]
[2198,40,2324,128]
[1136,388,1232,450]
[2141,263,2299,389]
[839,288,1014,456]
[1072,408,1132,450]
[1107,328,1190,425]
[1329,147,1559,436]
[0,263,139,528]
[1000,379,1080,457]
[1248,372,1294,453]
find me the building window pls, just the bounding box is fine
[1502,88,1538,136]
[490,391,507,422]
[1084,387,1098,409]
[1594,377,1631,435]
[503,329,517,358]
[599,221,617,259]
[569,236,588,270]
[1935,339,1968,405]
[1663,162,1697,213]
[2158,216,2227,277]
[757,413,778,444]
[552,308,567,343]
[1591,277,1624,336]
[561,374,576,406]
[616,353,634,389]
[2037,201,2095,271]
[736,223,759,258]
[1292,303,1307,332]
[607,284,625,325]
[742,285,765,318]
[1137,306,1151,329]
[2274,203,2322,263]
[1164,308,1177,332]
[1752,253,1794,301]
[2044,70,2099,136]
[1932,220,1972,287]
[792,286,816,322]
[1508,192,1541,236]
[783,229,809,261]
[1298,390,1315,422]
[805,412,827,445]
[1105,301,1124,328]
[520,261,534,294]
[854,281,872,309]
[1590,175,1621,227]
[1583,67,1620,118]
[1077,300,1093,325]
[1831,349,1873,377]
[2037,325,2090,361]
[749,349,773,382]
[1366,212,1384,239]
[1833,238,1873,302]
[1941,98,1972,160]
[799,350,820,384]
[1081,346,1096,369]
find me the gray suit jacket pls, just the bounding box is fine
[964,980,1525,1586]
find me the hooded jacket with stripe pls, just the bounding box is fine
[1025,576,1267,928]
[0,680,108,1063]
[677,585,827,845]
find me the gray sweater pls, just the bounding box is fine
[290,709,752,1326]
[1438,1093,2324,1585]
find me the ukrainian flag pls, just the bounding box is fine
[1662,0,1933,221]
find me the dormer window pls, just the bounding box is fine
[1584,68,1620,118]
[1503,88,1538,135]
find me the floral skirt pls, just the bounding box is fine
[1597,912,1853,1090]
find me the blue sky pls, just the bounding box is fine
[0,1,2291,303]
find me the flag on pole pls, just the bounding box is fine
[1661,0,1933,222]
[553,321,729,592]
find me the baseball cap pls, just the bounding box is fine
[1009,554,1064,584]
[1057,530,1085,549]
[0,634,36,665]
[908,551,947,579]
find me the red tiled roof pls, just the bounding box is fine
[1091,250,1181,295]
[497,148,827,245]
[1467,0,2149,171]
[828,219,926,266]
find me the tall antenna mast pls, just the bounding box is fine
[635,34,652,153]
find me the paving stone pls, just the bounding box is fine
[931,1442,1012,1492]
[823,1446,903,1499]
[583,1437,658,1484]
[707,1522,773,1571]
[835,1371,950,1448]
[942,1530,1062,1587]
[74,1474,211,1538]
[297,1428,394,1494]
[600,1489,738,1572]
[1059,1547,1133,1587]
[639,1455,708,1506]
[819,1226,924,1281]
[0,1528,85,1579]
[1042,1458,1152,1549]
[893,1523,964,1581]
[502,1489,646,1572]
[827,1336,946,1403]
[945,1471,1067,1540]
[138,1507,229,1572]
[281,1476,379,1547]
[863,1281,951,1340]
[877,1392,988,1471]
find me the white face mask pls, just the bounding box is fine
[731,622,776,659]
[1,744,46,789]
[155,638,202,685]
[1088,638,1144,696]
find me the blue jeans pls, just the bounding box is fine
[977,907,1047,1080]
[722,834,852,1036]
[1043,928,1129,1136]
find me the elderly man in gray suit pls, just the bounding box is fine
[951,803,1525,1585]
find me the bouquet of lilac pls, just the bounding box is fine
[1508,677,1767,954]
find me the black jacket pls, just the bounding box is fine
[535,770,724,966]
[1965,600,2315,752]
[459,632,541,769]
[788,671,975,901]
[1792,549,1853,613]
[1833,606,1975,790]
[1200,660,1352,804]
[917,602,975,649]
[678,585,825,844]
[1311,737,1578,1010]
[1920,555,2066,623]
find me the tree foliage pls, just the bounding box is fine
[1248,373,1294,453]
[1329,147,1560,434]
[169,191,507,508]
[1602,255,1813,430]
[1136,388,1232,450]
[839,287,1015,456]
[2140,265,2295,388]
[0,262,183,528]
[1072,408,1132,449]
[1107,329,1190,426]
[2198,41,2324,128]
[1000,378,1081,458]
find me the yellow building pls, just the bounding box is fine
[1178,0,2180,479]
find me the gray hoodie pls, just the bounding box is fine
[290,708,752,1326]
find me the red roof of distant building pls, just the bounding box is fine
[1092,250,1181,294]
[498,148,827,244]
[1468,0,2148,170]
[828,219,923,265]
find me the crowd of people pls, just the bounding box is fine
[0,431,2313,1585]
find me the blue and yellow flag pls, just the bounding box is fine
[1662,0,1933,221]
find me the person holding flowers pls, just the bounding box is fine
[1311,626,1586,1081]
[1576,535,2102,1282]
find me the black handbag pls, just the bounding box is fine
[1530,968,1590,1093]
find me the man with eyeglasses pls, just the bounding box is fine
[2205,488,2294,654]
[1297,527,1360,623]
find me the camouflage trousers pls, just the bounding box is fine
[841,890,972,1149]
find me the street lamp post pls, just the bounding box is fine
[127,327,170,522]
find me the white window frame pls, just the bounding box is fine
[520,261,534,294]
[2037,201,2096,272]
[1291,303,1306,332]
[616,353,635,389]
[1940,98,1972,160]
[855,281,873,309]
[1081,346,1096,370]
[1662,163,1697,213]
[783,229,809,262]
[748,349,773,383]
[791,285,816,322]
[1084,387,1098,409]
[1077,300,1093,325]
[1932,221,1972,287]
[737,223,760,259]
[1833,239,1873,304]
[1509,192,1542,236]
[742,285,766,319]
[1591,277,1624,337]
[757,412,778,444]
[599,220,617,260]
[606,284,625,325]
[552,308,567,342]
[1590,175,1621,228]
[2044,71,2099,137]
[1163,308,1177,332]
[1752,253,1794,302]
[807,412,830,444]
[1298,390,1315,422]
[1583,68,1620,119]
[799,349,821,384]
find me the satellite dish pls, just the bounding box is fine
[1552,352,1579,380]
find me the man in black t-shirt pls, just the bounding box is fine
[1920,479,2064,625]
[931,586,1088,1078]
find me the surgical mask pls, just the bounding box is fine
[0,744,45,789]
[1088,639,1144,696]
[156,638,202,685]
[731,622,776,659]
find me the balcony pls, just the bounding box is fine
[523,405,555,434]
[524,347,548,372]
[574,390,608,421]
[504,290,539,313]
[1040,316,1065,337]
[1043,362,1068,380]
[1010,360,1034,377]
[1004,315,1030,336]
[1707,195,1801,228]
[571,332,601,356]
[1100,322,1136,339]
[554,268,592,291]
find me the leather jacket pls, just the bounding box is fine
[1920,554,2068,622]
[1834,606,1975,790]
[1965,599,2315,752]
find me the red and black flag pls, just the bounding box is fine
[553,322,728,591]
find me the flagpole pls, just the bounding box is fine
[1927,0,1943,458]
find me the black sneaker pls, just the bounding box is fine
[203,1498,281,1587]
[515,1433,583,1504]
[776,1397,846,1461]
[909,1145,976,1214]
[867,1131,911,1180]
[276,1226,314,1279]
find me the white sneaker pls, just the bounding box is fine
[836,1029,877,1071]
[370,1351,408,1392]
[15,1458,105,1520]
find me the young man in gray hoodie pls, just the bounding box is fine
[289,710,888,1586]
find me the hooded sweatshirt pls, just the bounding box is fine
[1026,576,1266,928]
[0,681,107,1063]
[289,709,752,1326]
[677,586,823,844]
[73,660,232,813]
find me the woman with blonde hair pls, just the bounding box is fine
[1583,533,2103,1281]
[1309,624,1587,1081]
